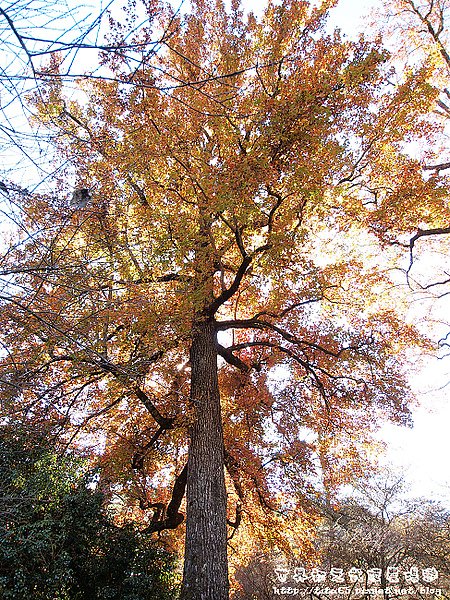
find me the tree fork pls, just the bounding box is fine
[181,317,229,600]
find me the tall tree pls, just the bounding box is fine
[1,0,449,598]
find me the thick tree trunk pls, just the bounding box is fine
[180,317,229,600]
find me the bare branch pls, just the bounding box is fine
[408,226,450,275]
[143,464,188,533]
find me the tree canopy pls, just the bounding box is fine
[1,0,450,598]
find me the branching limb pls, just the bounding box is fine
[265,185,285,233]
[405,0,450,67]
[208,255,252,315]
[407,226,450,276]
[224,450,245,540]
[0,295,173,429]
[132,425,168,471]
[143,464,188,533]
[226,503,242,540]
[216,342,250,372]
[423,161,450,172]
[216,318,366,359]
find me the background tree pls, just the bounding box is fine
[316,479,450,599]
[378,0,450,283]
[1,0,450,598]
[233,476,450,600]
[376,0,450,386]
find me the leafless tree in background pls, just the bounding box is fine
[233,476,450,600]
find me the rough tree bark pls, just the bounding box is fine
[180,317,229,600]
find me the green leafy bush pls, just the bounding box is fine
[0,422,180,599]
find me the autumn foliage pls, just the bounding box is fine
[1,0,450,598]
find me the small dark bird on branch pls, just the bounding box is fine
[71,188,91,209]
